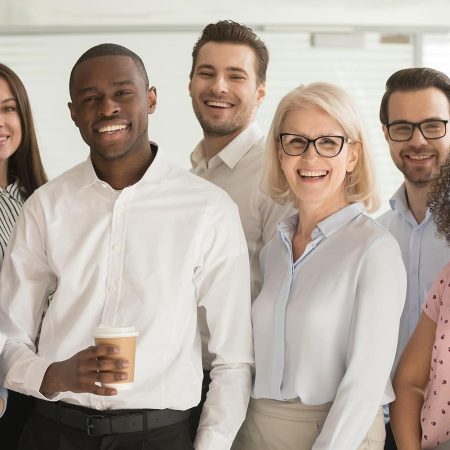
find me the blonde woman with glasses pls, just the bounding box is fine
[232,82,406,450]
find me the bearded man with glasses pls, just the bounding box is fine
[378,67,450,450]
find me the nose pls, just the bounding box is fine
[211,75,228,95]
[409,125,428,147]
[301,142,320,160]
[98,96,120,117]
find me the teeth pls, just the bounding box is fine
[300,170,327,177]
[408,154,432,160]
[98,124,127,133]
[0,136,7,142]
[206,101,232,108]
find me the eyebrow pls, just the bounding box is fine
[1,97,16,104]
[76,80,136,96]
[196,64,249,76]
[389,117,447,124]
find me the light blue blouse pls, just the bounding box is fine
[252,203,406,450]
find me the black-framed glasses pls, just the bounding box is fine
[279,133,352,158]
[386,119,448,142]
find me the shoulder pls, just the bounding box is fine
[162,158,239,212]
[348,213,402,252]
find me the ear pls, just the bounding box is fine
[256,82,266,107]
[147,87,157,114]
[346,142,360,173]
[277,143,284,166]
[382,124,390,144]
[188,79,192,98]
[68,101,79,128]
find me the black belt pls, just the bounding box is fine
[35,399,190,436]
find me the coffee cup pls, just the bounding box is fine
[94,326,138,390]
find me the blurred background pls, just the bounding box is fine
[1,0,449,212]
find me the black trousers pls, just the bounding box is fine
[384,421,398,450]
[0,390,35,450]
[188,370,211,440]
[19,407,194,450]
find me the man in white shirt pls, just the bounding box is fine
[377,67,450,450]
[0,43,253,450]
[188,20,294,434]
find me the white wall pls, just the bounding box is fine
[1,0,450,28]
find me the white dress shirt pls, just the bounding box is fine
[378,184,450,370]
[191,122,294,301]
[252,203,406,450]
[0,149,253,450]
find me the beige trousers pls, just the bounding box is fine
[232,398,385,450]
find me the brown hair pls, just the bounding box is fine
[0,63,47,199]
[429,156,450,244]
[379,67,450,125]
[190,20,269,84]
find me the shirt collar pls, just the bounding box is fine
[278,202,366,242]
[389,183,432,224]
[80,142,164,190]
[191,122,264,170]
[0,180,23,202]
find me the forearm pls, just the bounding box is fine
[390,384,423,450]
[195,363,252,450]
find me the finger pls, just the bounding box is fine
[83,358,129,373]
[90,344,121,357]
[91,385,118,396]
[90,371,129,384]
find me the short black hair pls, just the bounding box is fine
[190,20,269,84]
[69,43,149,98]
[379,67,450,125]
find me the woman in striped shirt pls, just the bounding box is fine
[0,62,47,445]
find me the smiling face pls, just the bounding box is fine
[0,76,22,166]
[278,106,359,215]
[189,42,265,139]
[384,87,450,187]
[68,55,156,163]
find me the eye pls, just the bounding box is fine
[229,74,245,80]
[116,90,132,97]
[83,95,99,103]
[317,136,340,146]
[3,105,16,113]
[198,71,214,78]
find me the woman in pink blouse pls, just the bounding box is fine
[391,155,450,450]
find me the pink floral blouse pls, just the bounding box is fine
[422,262,450,449]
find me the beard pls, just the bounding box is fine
[394,145,449,186]
[191,98,253,138]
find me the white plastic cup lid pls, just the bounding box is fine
[94,326,138,338]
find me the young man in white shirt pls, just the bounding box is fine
[0,43,253,450]
[188,20,294,434]
[377,67,450,450]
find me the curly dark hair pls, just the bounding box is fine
[429,156,450,244]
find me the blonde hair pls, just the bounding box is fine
[264,82,379,212]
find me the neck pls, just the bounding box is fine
[404,179,431,224]
[0,160,8,188]
[91,145,154,191]
[202,124,250,162]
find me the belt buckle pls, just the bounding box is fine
[86,414,104,436]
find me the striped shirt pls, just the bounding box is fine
[0,181,24,267]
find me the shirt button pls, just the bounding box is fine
[101,183,108,189]
[108,284,116,294]
[112,243,120,252]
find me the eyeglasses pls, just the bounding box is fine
[279,133,352,158]
[386,119,448,142]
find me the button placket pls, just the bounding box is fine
[100,188,133,326]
